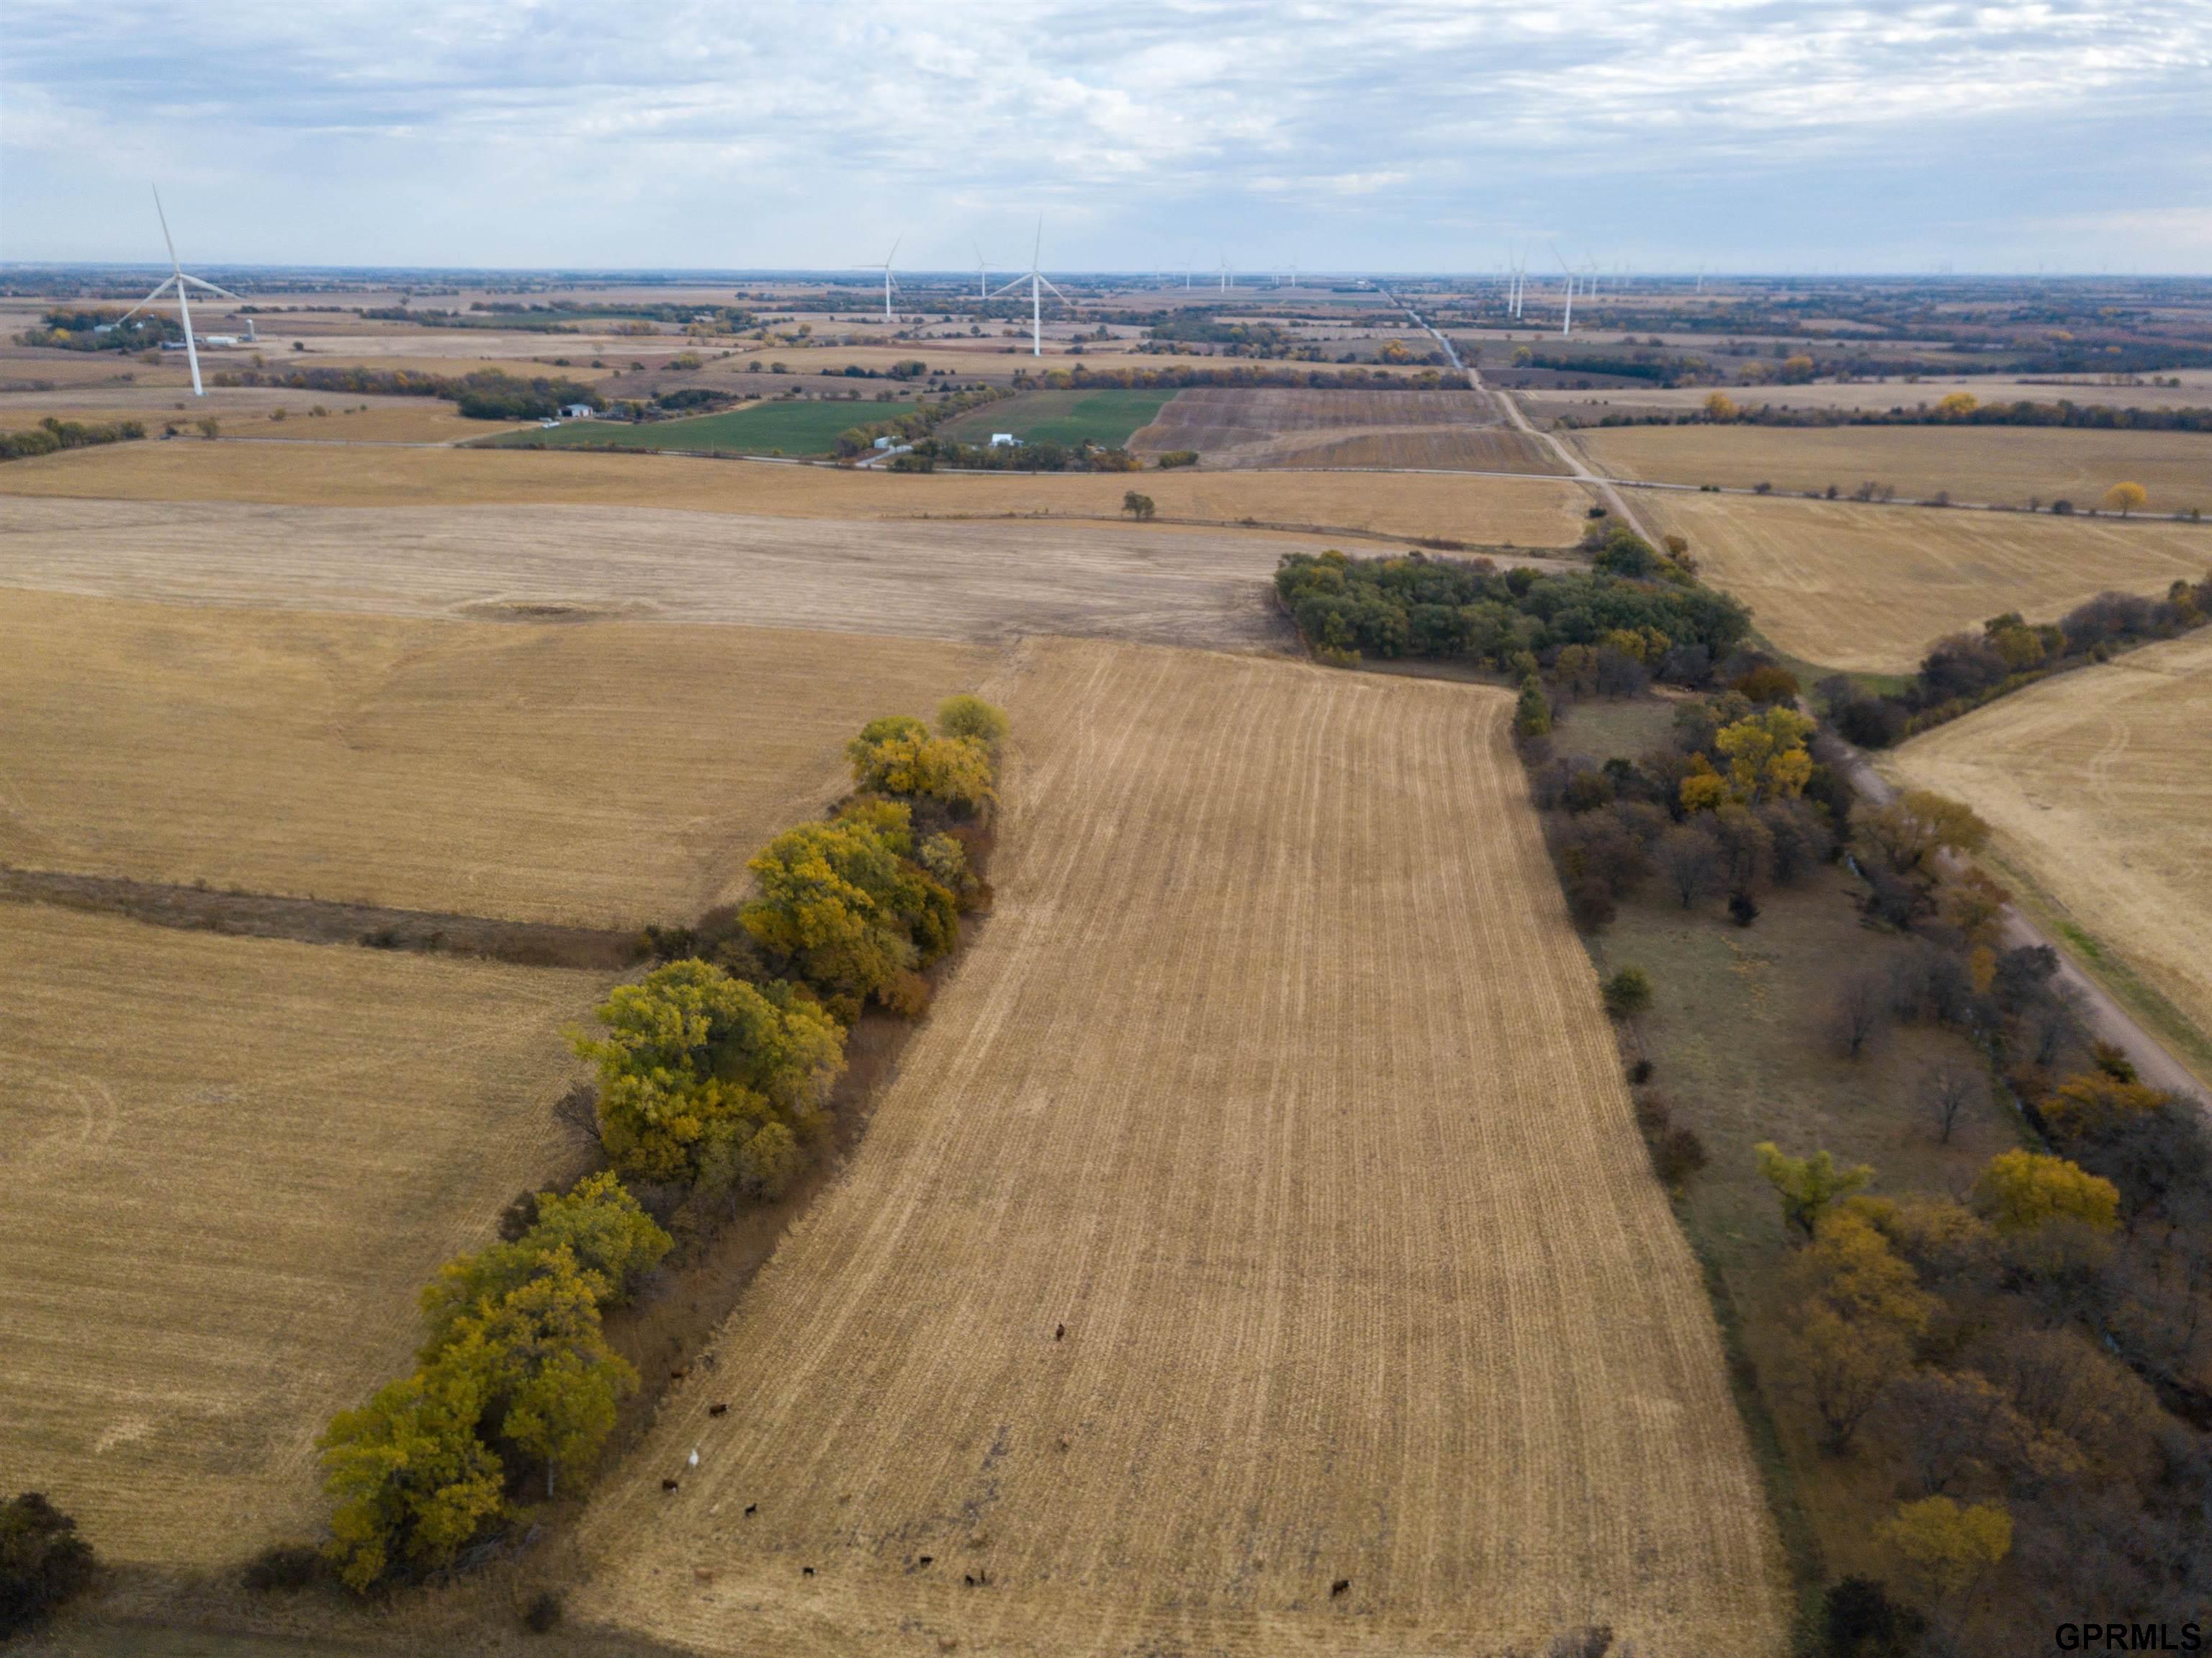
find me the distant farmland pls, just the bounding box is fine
[935,387,1179,449]
[1131,387,1566,473]
[485,398,905,456]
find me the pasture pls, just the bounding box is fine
[575,640,1786,1657]
[1580,424,2212,511]
[0,903,607,1567]
[486,398,904,457]
[934,386,1179,448]
[1131,386,1565,473]
[1887,629,2212,1078]
[1637,490,2212,673]
[0,440,1594,547]
[0,588,992,927]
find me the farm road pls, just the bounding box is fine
[1382,286,1655,540]
[0,497,1309,653]
[1840,738,2206,1100]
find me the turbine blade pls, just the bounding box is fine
[115,278,177,325]
[1038,276,1069,301]
[181,274,242,300]
[988,275,1029,297]
[886,236,902,266]
[153,185,181,274]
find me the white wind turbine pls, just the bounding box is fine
[988,220,1067,357]
[854,238,901,323]
[118,187,241,398]
[974,242,992,303]
[1218,254,1233,292]
[1552,243,1575,336]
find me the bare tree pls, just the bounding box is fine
[1831,972,1887,1060]
[1923,1065,1980,1144]
[1661,823,1723,910]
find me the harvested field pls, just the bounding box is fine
[1581,424,2212,511]
[1887,630,2212,1075]
[0,443,1593,548]
[1525,373,2212,417]
[0,588,992,927]
[0,387,526,445]
[577,640,1786,1657]
[1638,490,2212,673]
[1130,386,1566,474]
[0,903,607,1567]
[0,498,1302,653]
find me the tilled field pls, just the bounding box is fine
[1638,490,2212,673]
[0,498,1297,651]
[0,442,1593,547]
[1888,629,2212,1068]
[577,640,1787,1657]
[0,904,608,1567]
[0,588,992,928]
[1130,386,1567,473]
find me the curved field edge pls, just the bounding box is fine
[1884,631,2212,1088]
[572,640,1789,1657]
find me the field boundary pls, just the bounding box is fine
[0,866,644,970]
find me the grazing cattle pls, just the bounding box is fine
[662,1478,680,1492]
[917,1554,934,1567]
[670,1366,690,1380]
[1331,1577,1351,1598]
[1054,1323,1065,1340]
[687,1448,700,1469]
[744,1502,758,1517]
[709,1402,730,1416]
[801,1566,816,1577]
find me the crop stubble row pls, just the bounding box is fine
[578,640,1786,1657]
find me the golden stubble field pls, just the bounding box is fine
[1580,423,2212,511]
[1887,629,2212,1071]
[0,588,992,928]
[575,640,1787,1657]
[0,904,608,1567]
[1130,387,1567,474]
[0,387,528,445]
[1639,490,2212,673]
[0,439,1592,547]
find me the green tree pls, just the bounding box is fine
[936,694,1010,751]
[0,1494,96,1637]
[739,820,960,1009]
[1601,966,1652,1020]
[1513,674,1551,739]
[569,959,844,1183]
[1121,490,1156,521]
[1756,1143,1874,1239]
[421,1171,670,1346]
[319,1362,506,1592]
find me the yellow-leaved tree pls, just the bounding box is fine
[1879,1496,2012,1600]
[2103,481,2147,517]
[1714,706,1815,804]
[1756,1143,1874,1238]
[1973,1150,2118,1234]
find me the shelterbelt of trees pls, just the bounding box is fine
[1010,362,1459,391]
[212,364,602,420]
[313,696,1009,1593]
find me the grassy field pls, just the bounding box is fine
[575,640,1786,1657]
[0,589,992,928]
[485,399,911,457]
[1886,630,2212,1080]
[0,387,525,447]
[1581,424,2212,511]
[935,387,1178,448]
[0,904,608,1569]
[0,440,1595,547]
[1637,490,2212,673]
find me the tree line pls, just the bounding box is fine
[1008,362,1460,393]
[0,416,145,463]
[308,696,1009,1595]
[1824,575,2212,748]
[1565,395,2212,434]
[16,308,179,352]
[1274,526,1755,677]
[212,365,601,420]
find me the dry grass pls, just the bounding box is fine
[0,589,992,928]
[0,903,608,1567]
[1524,375,2212,416]
[1887,630,2212,1072]
[1131,386,1567,475]
[0,396,522,446]
[0,497,1305,653]
[0,439,1593,547]
[1581,424,2212,511]
[575,640,1787,1657]
[1639,490,2212,673]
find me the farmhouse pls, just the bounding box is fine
[559,401,595,420]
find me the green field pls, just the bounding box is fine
[482,396,914,457]
[937,387,1179,449]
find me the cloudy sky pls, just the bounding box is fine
[4,1,2208,274]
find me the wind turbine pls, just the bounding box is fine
[853,238,900,323]
[974,242,991,304]
[118,187,240,398]
[989,220,1067,357]
[1551,243,1575,336]
[1218,254,1231,292]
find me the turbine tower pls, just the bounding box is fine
[1552,243,1575,336]
[117,187,240,398]
[989,220,1067,358]
[1218,254,1232,292]
[853,238,901,323]
[974,242,991,303]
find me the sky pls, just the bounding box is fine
[4,0,2210,275]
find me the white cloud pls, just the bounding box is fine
[2,0,2207,269]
